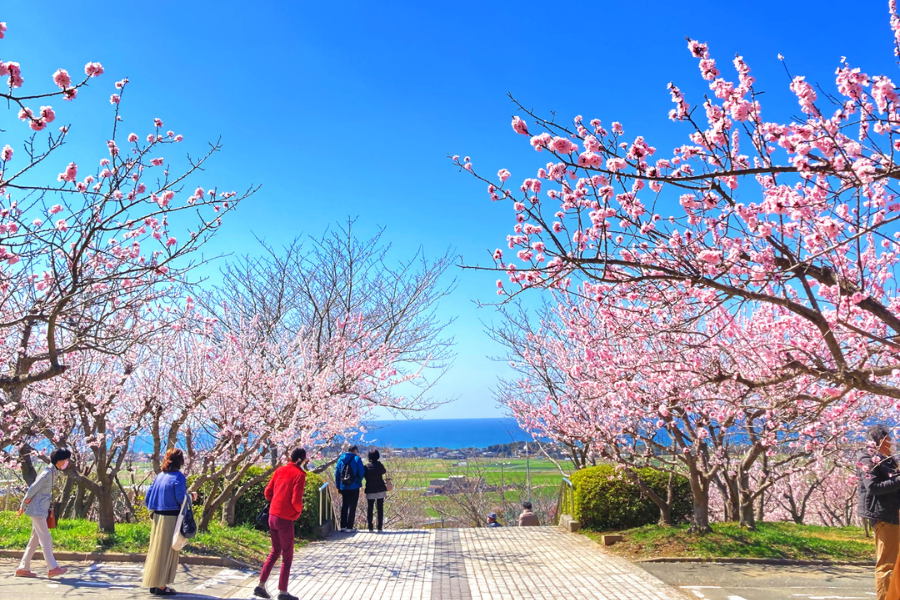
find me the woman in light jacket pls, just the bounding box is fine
[142,448,190,596]
[15,447,71,579]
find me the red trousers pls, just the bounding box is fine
[259,514,295,592]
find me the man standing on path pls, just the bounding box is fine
[254,448,308,600]
[486,512,502,528]
[857,424,900,600]
[335,445,364,532]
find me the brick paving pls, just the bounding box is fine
[234,527,687,600]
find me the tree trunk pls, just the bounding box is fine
[19,446,37,486]
[725,477,739,522]
[737,469,756,530]
[77,491,95,519]
[151,409,162,474]
[687,465,712,533]
[58,475,75,518]
[739,497,756,529]
[96,482,116,533]
[755,489,765,523]
[222,491,237,527]
[74,482,87,517]
[658,503,672,527]
[624,467,674,526]
[197,478,221,533]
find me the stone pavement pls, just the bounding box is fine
[233,526,688,600]
[0,558,253,598]
[641,562,875,600]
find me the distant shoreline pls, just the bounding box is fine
[350,417,544,450]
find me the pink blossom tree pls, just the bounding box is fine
[0,19,254,481]
[462,0,900,405]
[149,311,428,532]
[23,343,149,532]
[496,287,868,530]
[760,455,862,527]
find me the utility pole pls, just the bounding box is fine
[526,442,531,502]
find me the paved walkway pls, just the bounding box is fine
[0,559,253,599]
[234,527,687,600]
[642,562,875,600]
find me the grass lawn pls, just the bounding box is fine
[583,522,875,562]
[0,511,291,566]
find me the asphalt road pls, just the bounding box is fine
[0,559,253,599]
[641,562,876,600]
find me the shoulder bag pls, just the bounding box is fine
[46,468,57,530]
[256,502,271,532]
[172,496,189,551]
[181,496,197,538]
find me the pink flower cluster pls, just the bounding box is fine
[57,162,77,183]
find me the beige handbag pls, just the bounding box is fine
[172,496,188,551]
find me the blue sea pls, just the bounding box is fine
[355,418,530,449]
[129,418,532,454]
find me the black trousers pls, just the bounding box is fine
[367,498,384,531]
[339,489,359,530]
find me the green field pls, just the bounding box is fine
[406,458,567,488]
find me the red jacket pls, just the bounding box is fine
[264,463,306,521]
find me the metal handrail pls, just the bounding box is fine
[556,477,575,525]
[318,482,336,528]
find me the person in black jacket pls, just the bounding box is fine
[857,424,900,600]
[364,450,388,532]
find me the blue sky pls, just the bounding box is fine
[3,0,899,419]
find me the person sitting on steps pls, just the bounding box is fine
[518,502,540,527]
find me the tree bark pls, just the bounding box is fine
[58,474,75,518]
[96,487,116,533]
[19,446,37,486]
[624,467,674,526]
[687,464,712,533]
[737,470,756,530]
[222,493,237,527]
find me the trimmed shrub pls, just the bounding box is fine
[189,467,325,538]
[570,465,691,531]
[231,467,324,537]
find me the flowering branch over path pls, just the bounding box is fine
[461,0,900,400]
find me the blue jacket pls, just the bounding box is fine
[145,471,187,512]
[334,452,364,490]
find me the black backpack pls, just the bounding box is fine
[340,456,355,486]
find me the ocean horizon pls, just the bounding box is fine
[353,417,531,450]
[129,418,533,455]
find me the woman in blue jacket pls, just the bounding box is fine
[142,448,192,596]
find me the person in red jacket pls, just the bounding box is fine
[254,448,307,600]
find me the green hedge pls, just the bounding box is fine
[190,466,325,537]
[570,465,691,531]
